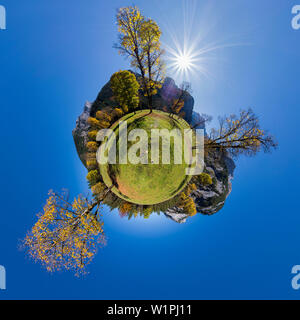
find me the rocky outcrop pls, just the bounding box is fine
[159,77,194,122]
[72,101,92,167]
[164,148,235,223]
[164,208,190,224]
[90,74,195,123]
[72,76,235,223]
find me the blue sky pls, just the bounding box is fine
[0,0,300,299]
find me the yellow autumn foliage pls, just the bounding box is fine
[22,190,106,276]
[88,130,98,141]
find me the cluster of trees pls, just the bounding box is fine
[103,189,185,219]
[172,173,214,217]
[84,71,142,203]
[177,183,197,216]
[162,173,213,217]
[86,69,142,141]
[118,202,153,219]
[87,70,140,134]
[114,174,214,219]
[87,109,113,131]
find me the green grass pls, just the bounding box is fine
[99,110,194,205]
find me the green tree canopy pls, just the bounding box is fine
[198,173,213,186]
[110,70,140,113]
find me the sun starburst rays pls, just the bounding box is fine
[165,41,213,82]
[162,0,251,84]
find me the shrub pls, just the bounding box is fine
[96,111,112,122]
[119,202,133,217]
[88,130,98,141]
[86,141,98,152]
[186,183,197,195]
[143,206,153,219]
[198,173,213,186]
[121,105,128,113]
[91,182,106,196]
[113,108,124,119]
[179,192,197,216]
[86,152,96,160]
[86,170,100,186]
[87,117,101,129]
[99,120,111,128]
[86,159,97,170]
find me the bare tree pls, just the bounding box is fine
[205,109,277,157]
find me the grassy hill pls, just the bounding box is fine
[99,110,193,205]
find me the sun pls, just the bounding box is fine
[166,45,200,81]
[163,0,248,83]
[167,48,197,78]
[175,53,193,71]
